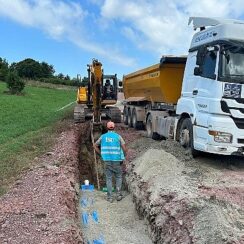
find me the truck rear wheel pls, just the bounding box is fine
[179,118,200,157]
[128,109,133,127]
[146,114,160,140]
[132,109,143,129]
[123,107,128,125]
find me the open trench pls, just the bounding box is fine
[77,122,152,244]
[78,122,105,189]
[76,121,244,244]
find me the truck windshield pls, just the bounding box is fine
[220,45,244,83]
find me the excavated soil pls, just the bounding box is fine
[125,135,244,244]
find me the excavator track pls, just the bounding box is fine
[74,104,85,123]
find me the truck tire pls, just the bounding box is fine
[132,109,141,129]
[128,109,133,127]
[146,114,160,140]
[179,118,200,158]
[123,107,128,125]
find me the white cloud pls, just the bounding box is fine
[0,0,136,66]
[1,0,244,68]
[101,0,244,55]
[0,0,86,38]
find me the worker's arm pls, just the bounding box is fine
[93,137,101,155]
[93,143,101,155]
[121,144,128,157]
[120,136,128,158]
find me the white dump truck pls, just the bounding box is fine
[123,17,244,157]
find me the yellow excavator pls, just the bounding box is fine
[74,59,121,125]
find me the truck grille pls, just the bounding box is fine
[235,98,244,104]
[232,117,244,129]
[224,97,244,104]
[237,139,244,144]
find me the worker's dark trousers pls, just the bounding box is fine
[104,162,122,198]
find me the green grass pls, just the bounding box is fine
[0,82,76,195]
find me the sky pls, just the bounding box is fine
[1,0,244,80]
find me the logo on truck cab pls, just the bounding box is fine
[194,31,215,43]
[148,72,159,78]
[197,103,207,108]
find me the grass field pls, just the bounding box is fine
[0,82,76,195]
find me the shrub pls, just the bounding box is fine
[6,71,25,94]
[38,77,78,86]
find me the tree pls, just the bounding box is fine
[6,71,25,94]
[0,58,9,81]
[12,59,55,79]
[64,74,70,80]
[57,73,64,79]
[9,62,17,72]
[40,62,55,78]
[14,58,41,79]
[81,77,89,86]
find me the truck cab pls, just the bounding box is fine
[177,17,244,155]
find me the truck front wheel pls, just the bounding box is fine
[179,118,200,157]
[132,109,143,129]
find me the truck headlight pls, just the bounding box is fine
[208,130,233,143]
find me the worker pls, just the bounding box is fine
[103,79,114,99]
[93,121,127,203]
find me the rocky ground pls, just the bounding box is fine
[0,120,243,244]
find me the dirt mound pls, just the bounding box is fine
[126,138,244,244]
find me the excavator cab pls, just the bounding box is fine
[102,75,118,104]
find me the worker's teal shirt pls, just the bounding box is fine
[99,131,125,162]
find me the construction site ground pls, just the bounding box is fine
[0,118,243,244]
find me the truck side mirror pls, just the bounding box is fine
[118,81,123,87]
[194,67,202,76]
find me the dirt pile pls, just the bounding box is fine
[126,137,244,244]
[0,121,84,244]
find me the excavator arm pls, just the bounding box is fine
[89,59,103,124]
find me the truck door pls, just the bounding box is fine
[193,46,222,128]
[178,46,221,133]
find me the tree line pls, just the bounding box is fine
[0,57,82,94]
